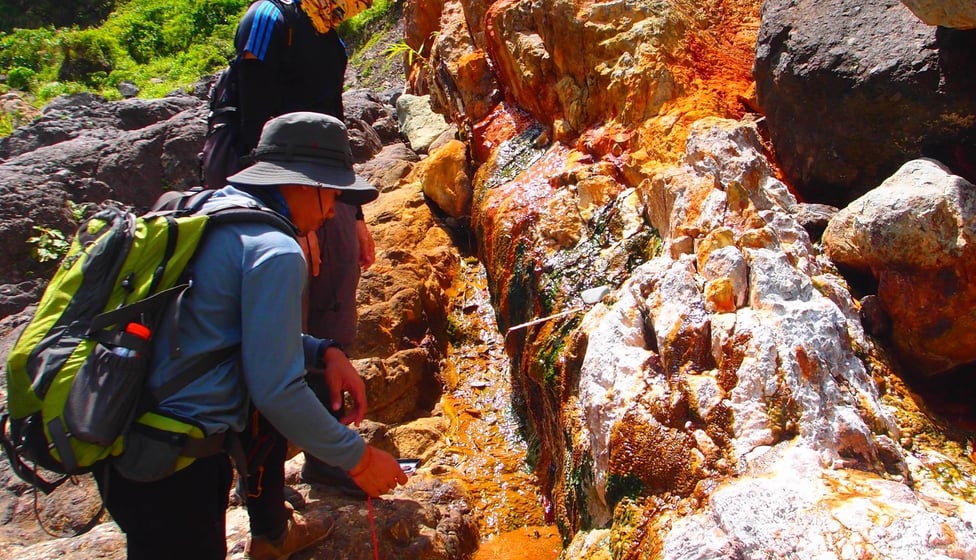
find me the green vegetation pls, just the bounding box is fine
[342,0,406,89]
[0,0,116,33]
[0,111,16,136]
[338,0,396,45]
[0,0,248,106]
[0,0,400,133]
[27,226,70,263]
[383,31,436,69]
[567,453,594,531]
[605,472,645,508]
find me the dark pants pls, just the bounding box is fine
[306,201,361,348]
[95,454,233,560]
[240,377,343,536]
[239,405,290,539]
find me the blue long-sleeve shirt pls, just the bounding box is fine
[147,186,365,470]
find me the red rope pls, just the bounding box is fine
[367,496,380,560]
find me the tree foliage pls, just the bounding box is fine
[0,0,116,33]
[0,0,249,101]
[0,0,400,133]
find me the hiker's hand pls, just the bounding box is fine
[356,220,375,270]
[348,445,408,497]
[323,346,366,426]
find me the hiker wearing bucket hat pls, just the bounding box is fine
[227,112,390,558]
[95,112,405,560]
[224,112,403,559]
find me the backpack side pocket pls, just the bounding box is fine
[63,343,147,447]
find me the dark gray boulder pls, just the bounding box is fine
[754,0,976,207]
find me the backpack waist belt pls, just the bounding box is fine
[181,431,228,458]
[179,429,248,479]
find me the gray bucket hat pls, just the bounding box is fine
[226,111,378,205]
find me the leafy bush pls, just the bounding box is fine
[107,0,244,65]
[0,111,13,136]
[0,27,60,73]
[0,0,116,33]
[107,69,138,87]
[190,0,250,38]
[58,28,116,86]
[122,19,165,64]
[36,81,88,103]
[339,0,397,48]
[27,226,70,263]
[7,66,36,90]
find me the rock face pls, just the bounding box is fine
[900,0,976,29]
[753,0,976,207]
[0,93,206,291]
[405,0,976,557]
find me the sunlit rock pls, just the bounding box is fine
[481,0,757,139]
[662,445,976,558]
[700,245,748,311]
[900,0,976,29]
[564,119,943,556]
[823,158,976,375]
[413,139,473,219]
[396,94,453,153]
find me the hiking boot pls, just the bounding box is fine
[300,454,367,500]
[245,510,334,560]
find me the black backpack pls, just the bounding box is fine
[198,0,298,188]
[199,62,244,189]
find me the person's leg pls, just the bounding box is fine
[238,406,290,539]
[301,371,367,499]
[240,407,334,559]
[95,454,232,560]
[306,201,361,348]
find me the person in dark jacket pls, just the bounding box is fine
[233,0,374,352]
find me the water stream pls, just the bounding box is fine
[430,257,561,559]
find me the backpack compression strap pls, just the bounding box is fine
[0,415,63,494]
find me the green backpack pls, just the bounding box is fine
[1,189,293,494]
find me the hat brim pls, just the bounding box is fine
[227,160,379,205]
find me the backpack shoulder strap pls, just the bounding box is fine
[204,206,298,237]
[256,0,298,47]
[148,189,295,236]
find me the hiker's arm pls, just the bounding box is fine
[356,218,375,269]
[299,336,367,425]
[240,250,365,471]
[235,4,289,154]
[323,346,367,425]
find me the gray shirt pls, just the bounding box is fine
[148,187,365,470]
